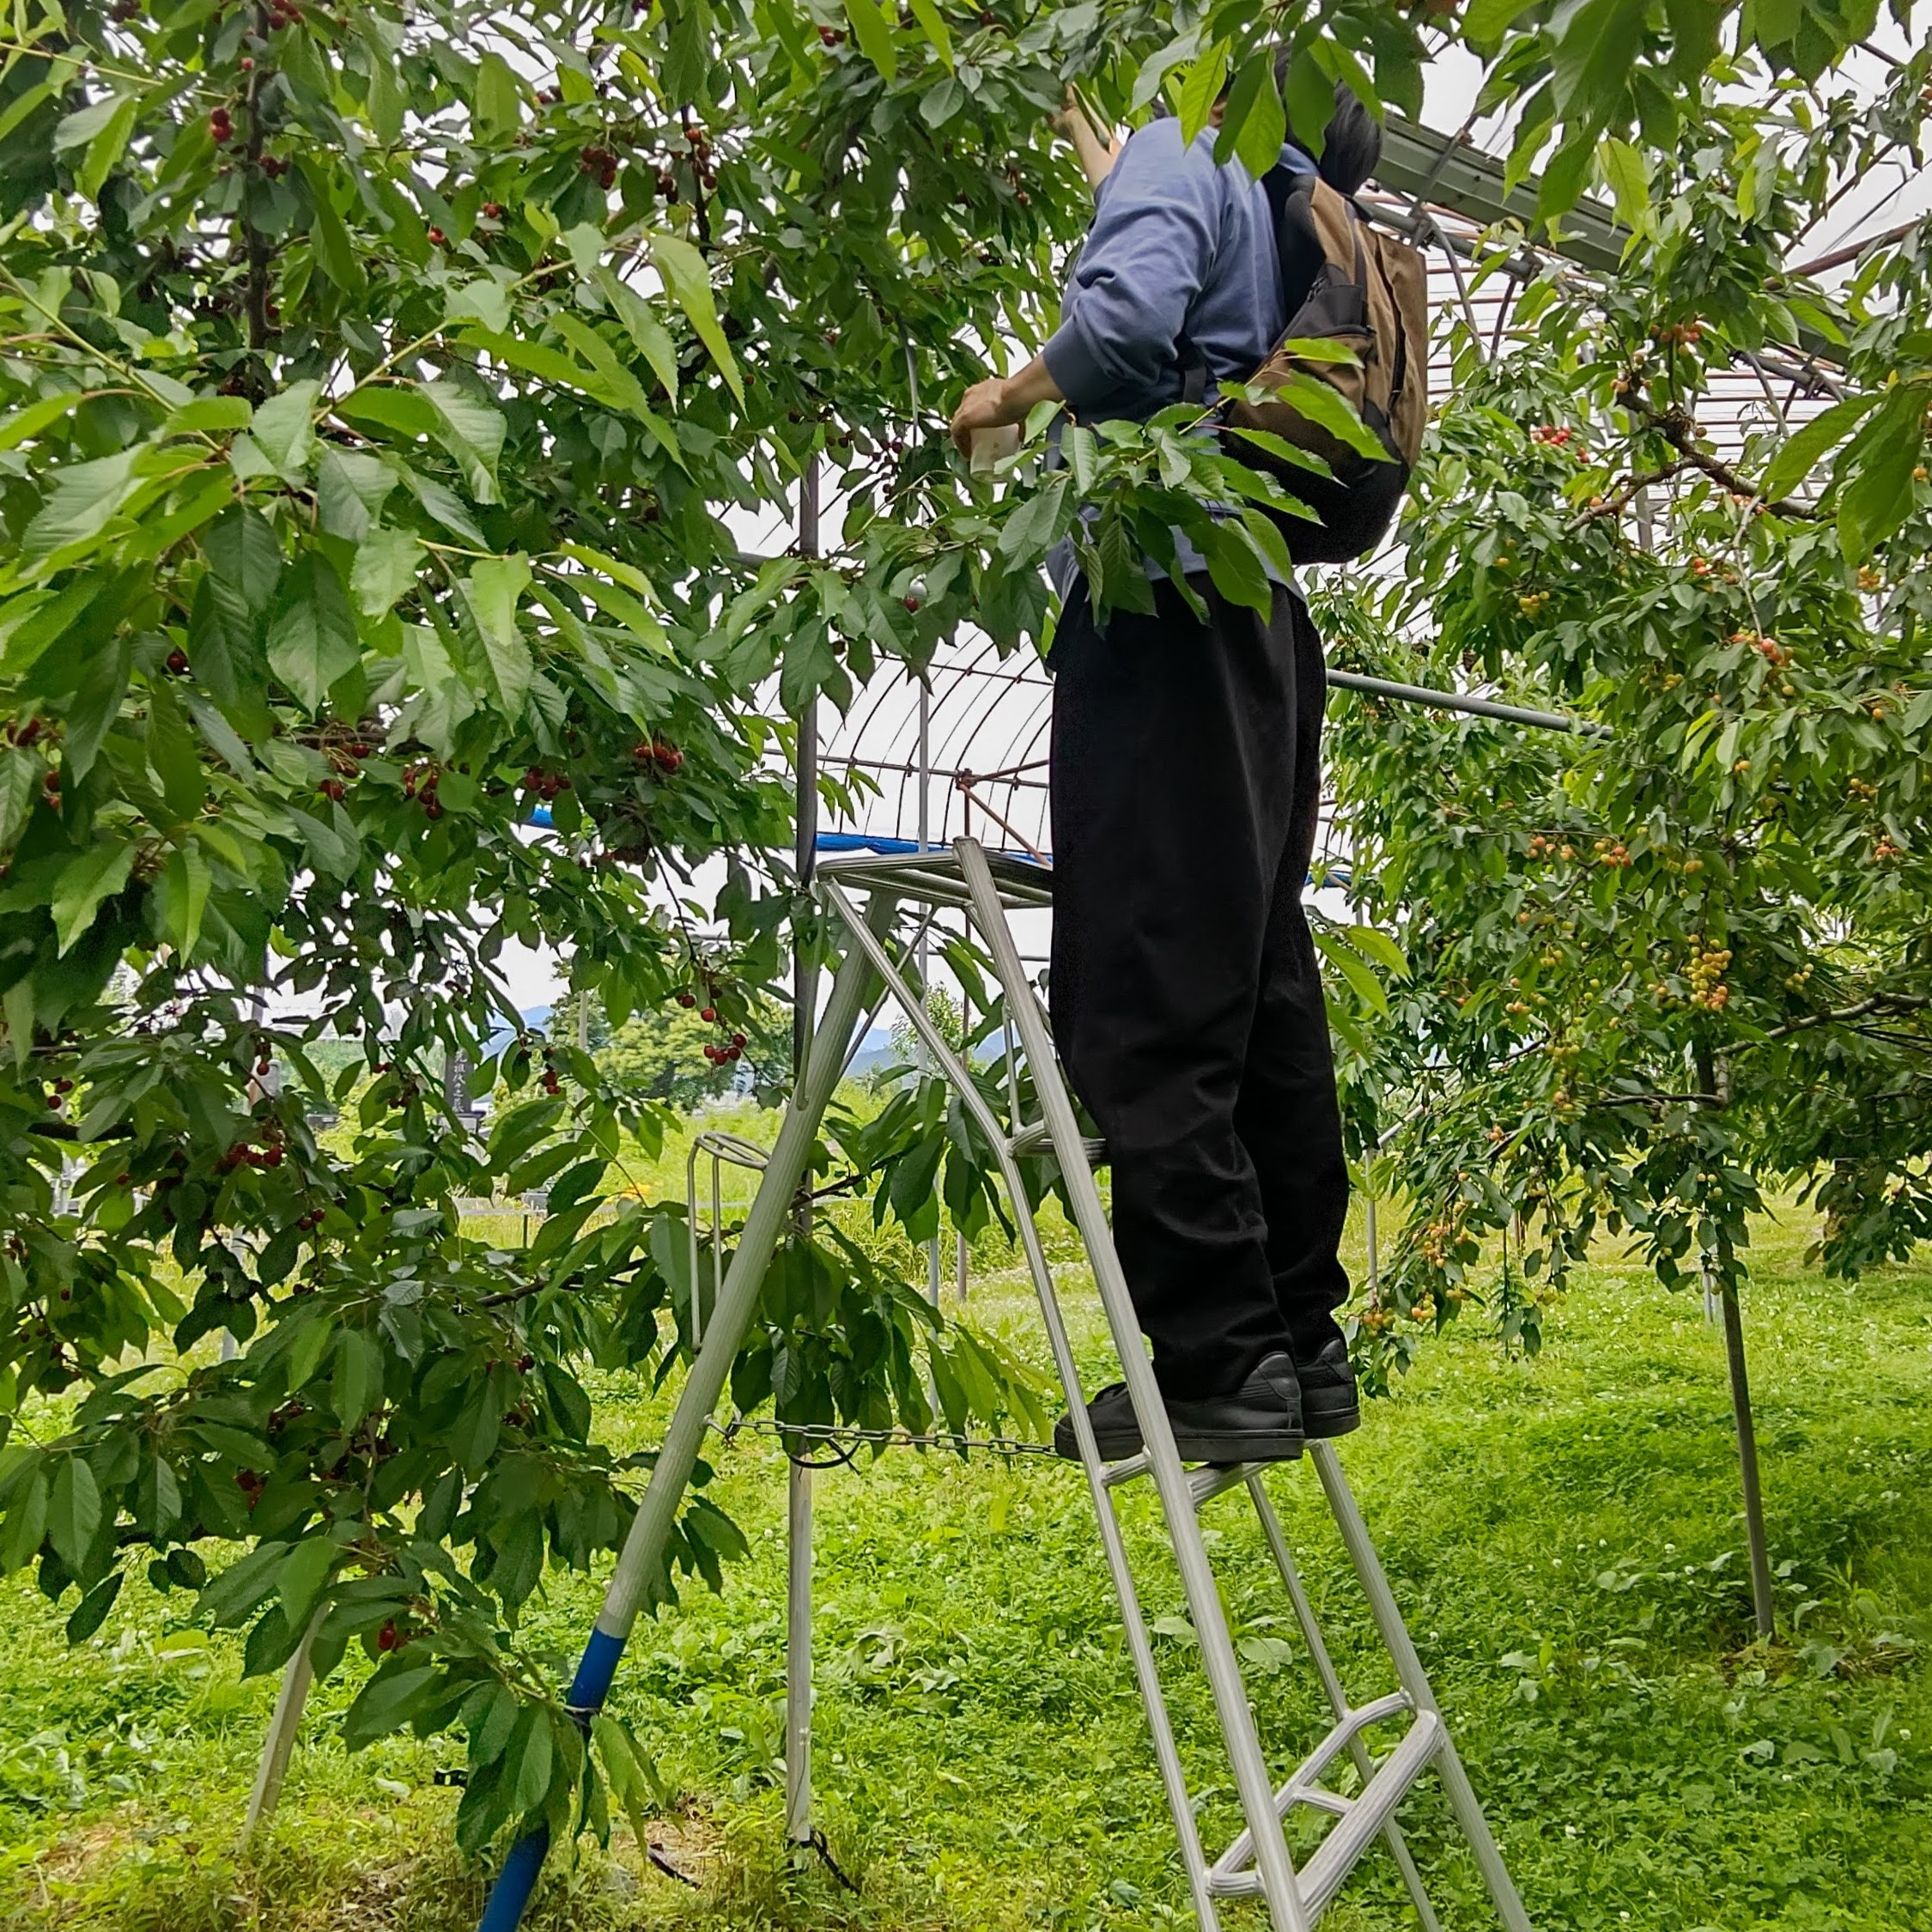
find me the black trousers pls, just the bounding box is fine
[1048,574,1350,1400]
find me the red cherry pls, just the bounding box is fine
[731,1032,746,1048]
[166,648,190,675]
[377,1619,400,1651]
[700,1006,716,1022]
[482,201,503,218]
[427,225,447,245]
[677,991,696,1008]
[902,595,921,612]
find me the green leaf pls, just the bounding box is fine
[0,392,86,451]
[20,450,137,567]
[267,550,360,710]
[251,380,322,477]
[843,0,898,80]
[908,0,952,67]
[596,270,680,398]
[52,843,136,956]
[165,397,253,438]
[66,1569,124,1643]
[162,841,212,960]
[205,505,284,614]
[2,576,103,675]
[1283,52,1333,158]
[1315,927,1390,1016]
[343,1662,440,1750]
[473,51,524,142]
[1759,393,1880,502]
[77,94,137,201]
[278,1533,337,1628]
[317,448,395,544]
[447,276,512,334]
[1549,0,1645,118]
[424,380,506,504]
[996,474,1072,561]
[649,234,744,404]
[1266,371,1392,461]
[1177,44,1230,146]
[300,159,367,296]
[1218,52,1285,182]
[1345,925,1409,976]
[331,1327,384,1429]
[1,1467,49,1576]
[49,1456,101,1573]
[459,555,535,711]
[1835,387,1928,565]
[1200,522,1271,615]
[1464,0,1541,40]
[1596,137,1651,235]
[351,526,426,617]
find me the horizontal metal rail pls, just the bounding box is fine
[1326,667,1601,735]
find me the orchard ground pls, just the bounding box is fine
[1,1109,1927,1932]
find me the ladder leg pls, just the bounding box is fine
[1246,1477,1443,1932]
[953,841,1310,1932]
[1309,1445,1534,1932]
[477,908,889,1932]
[817,872,1221,1931]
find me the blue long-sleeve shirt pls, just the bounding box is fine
[1041,118,1315,595]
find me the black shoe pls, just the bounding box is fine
[1297,1337,1361,1439]
[1053,1381,1144,1461]
[1166,1352,1303,1464]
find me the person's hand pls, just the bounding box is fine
[1048,84,1084,139]
[950,376,1018,456]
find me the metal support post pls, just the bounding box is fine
[786,456,821,1847]
[245,1613,319,1833]
[1720,1285,1777,1640]
[784,1459,814,1843]
[477,911,888,1932]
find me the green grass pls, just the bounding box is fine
[2,1197,1929,1932]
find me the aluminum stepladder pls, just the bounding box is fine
[479,835,1534,1932]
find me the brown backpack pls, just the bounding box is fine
[1189,170,1428,565]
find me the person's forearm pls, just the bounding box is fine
[998,355,1066,419]
[1066,110,1121,189]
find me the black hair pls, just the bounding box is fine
[1267,55,1383,196]
[1168,60,1383,196]
[1315,82,1382,195]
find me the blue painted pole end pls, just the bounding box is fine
[474,1625,631,1932]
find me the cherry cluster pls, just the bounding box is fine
[630,737,683,774]
[580,143,619,190]
[523,765,572,801]
[403,762,446,818]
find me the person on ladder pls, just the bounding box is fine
[950,76,1388,1467]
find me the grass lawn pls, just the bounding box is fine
[0,1189,1927,1932]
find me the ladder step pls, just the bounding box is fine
[1207,1706,1442,1908]
[1103,1455,1267,1508]
[1006,1120,1106,1164]
[815,846,1054,913]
